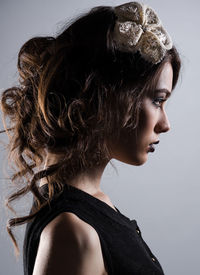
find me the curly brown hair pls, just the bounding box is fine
[0,5,181,257]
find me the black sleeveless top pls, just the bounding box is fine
[23,184,165,275]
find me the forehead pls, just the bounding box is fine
[156,62,173,92]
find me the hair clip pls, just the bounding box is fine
[113,2,173,64]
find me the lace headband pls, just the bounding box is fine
[112,2,173,64]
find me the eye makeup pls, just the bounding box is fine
[153,88,171,99]
[152,97,166,108]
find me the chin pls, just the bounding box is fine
[121,156,147,166]
[131,154,148,166]
[132,159,146,166]
[114,152,148,166]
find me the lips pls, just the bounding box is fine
[150,140,160,145]
[148,140,159,152]
[148,144,155,152]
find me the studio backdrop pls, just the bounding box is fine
[0,0,199,274]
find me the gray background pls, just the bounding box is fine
[0,0,199,274]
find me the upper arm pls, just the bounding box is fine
[32,212,107,275]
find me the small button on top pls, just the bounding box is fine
[151,257,156,262]
[136,229,140,234]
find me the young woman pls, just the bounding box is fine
[0,2,181,275]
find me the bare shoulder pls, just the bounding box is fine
[40,212,99,245]
[32,212,108,275]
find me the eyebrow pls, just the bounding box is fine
[154,88,172,98]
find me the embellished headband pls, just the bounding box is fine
[112,2,173,64]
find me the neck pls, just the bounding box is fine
[39,152,110,196]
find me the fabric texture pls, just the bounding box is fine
[23,184,165,275]
[112,2,172,64]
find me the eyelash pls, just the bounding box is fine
[152,97,166,108]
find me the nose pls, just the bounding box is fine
[155,110,171,133]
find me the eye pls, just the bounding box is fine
[152,97,166,108]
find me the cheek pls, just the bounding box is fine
[137,102,157,134]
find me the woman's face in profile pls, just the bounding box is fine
[109,61,173,166]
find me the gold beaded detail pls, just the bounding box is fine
[113,2,173,64]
